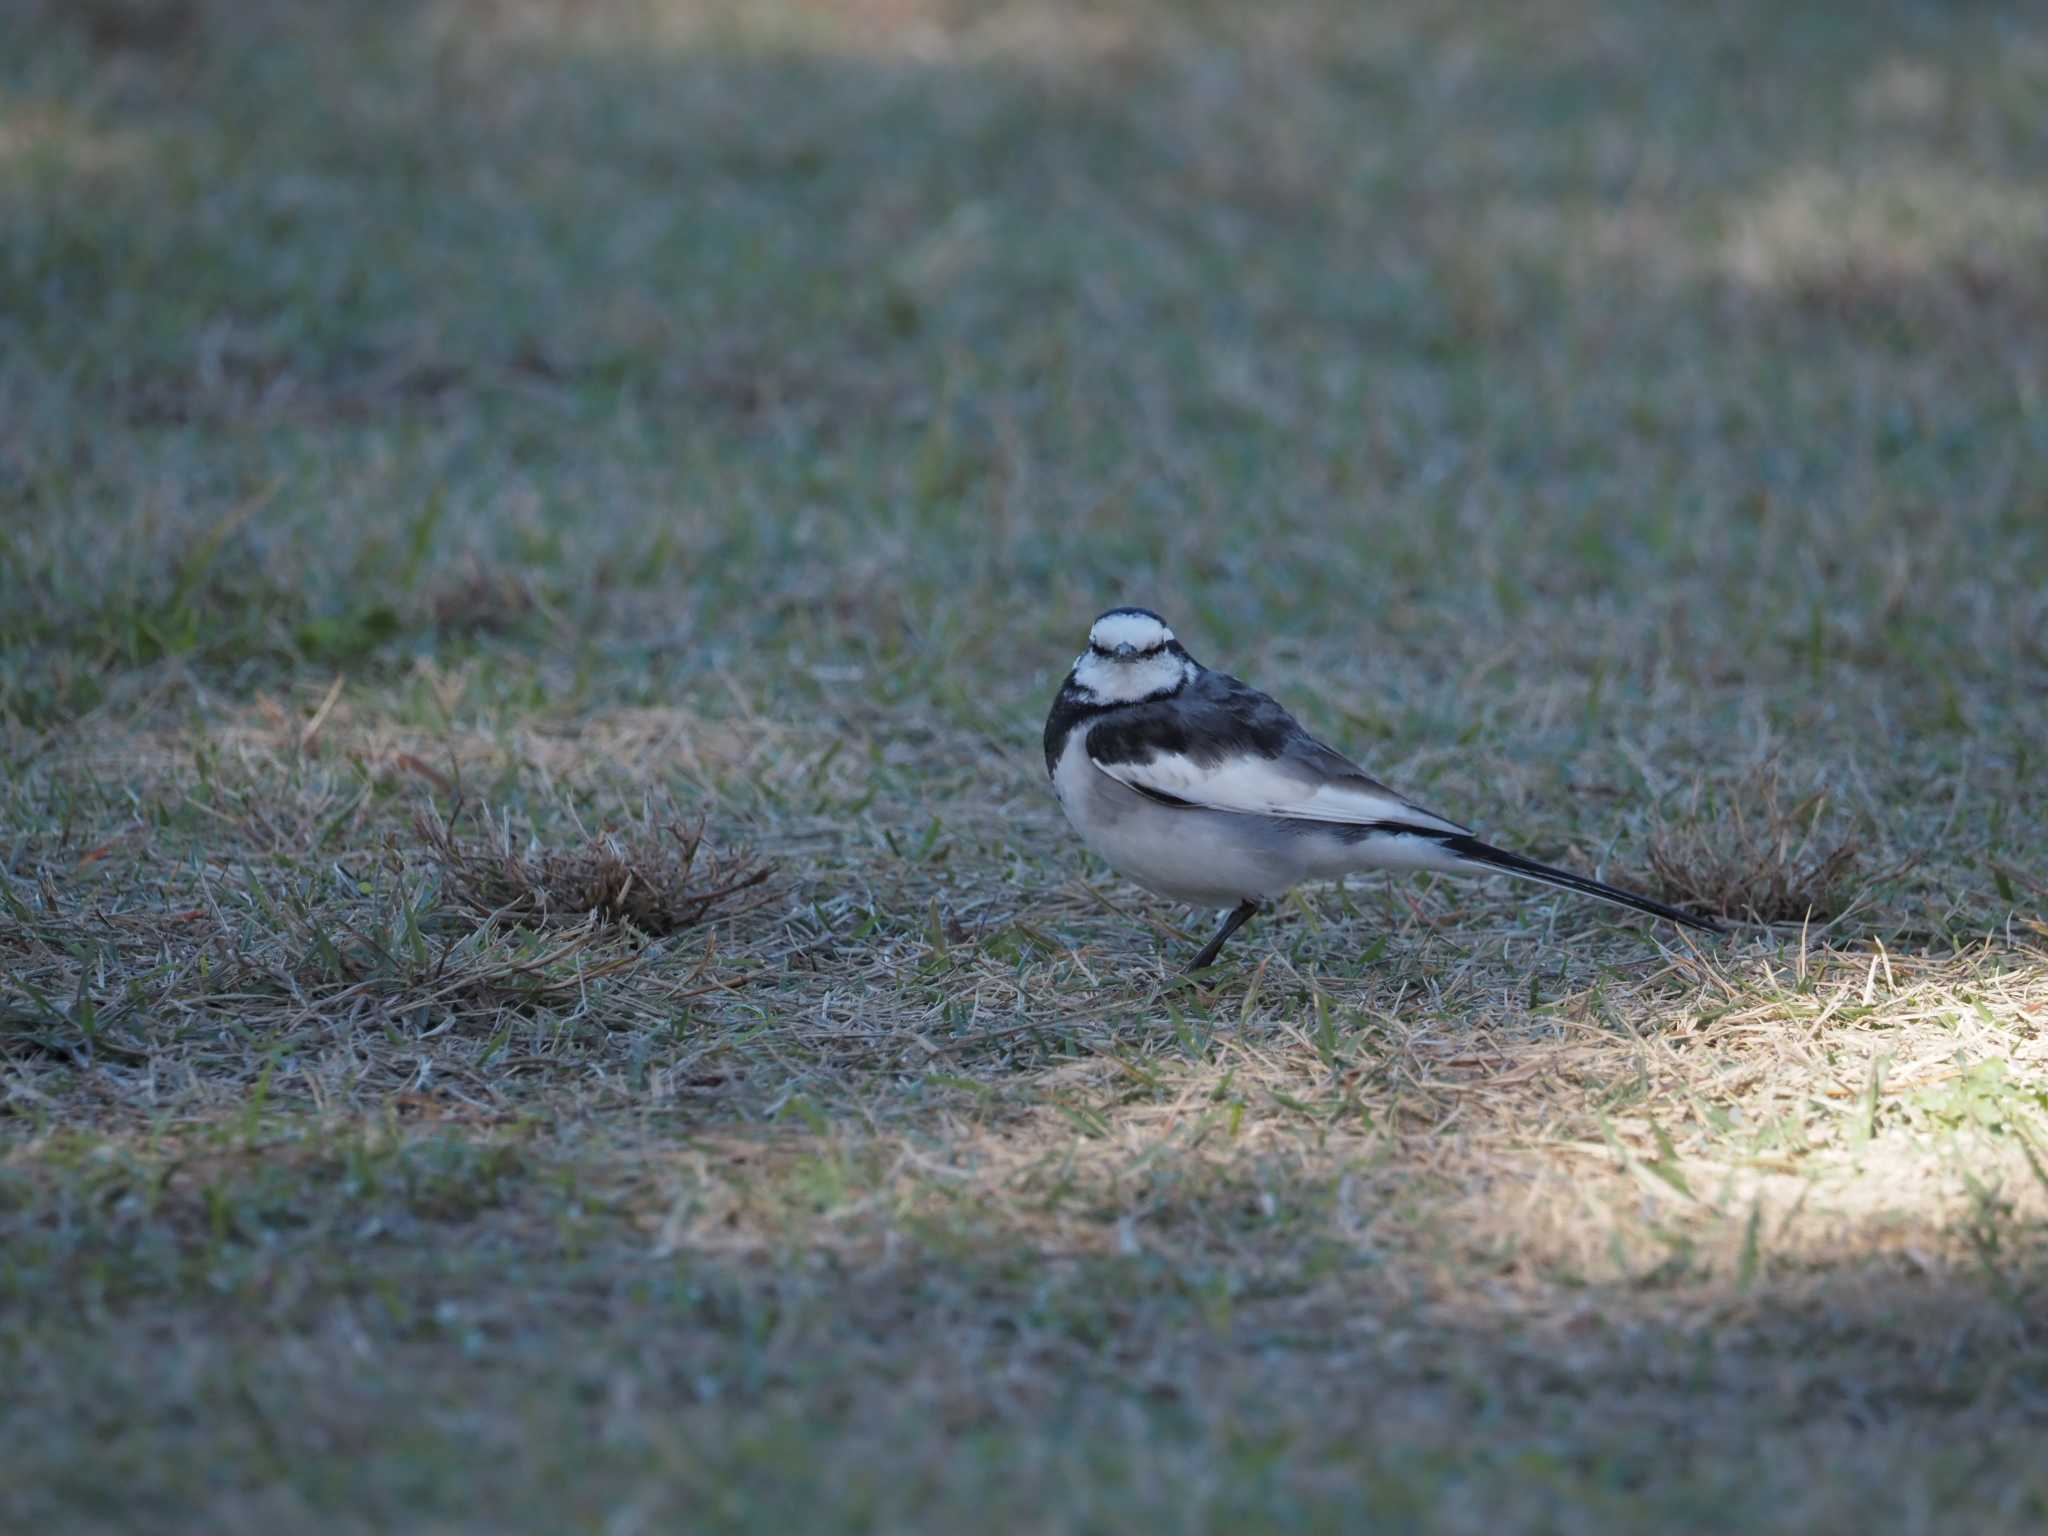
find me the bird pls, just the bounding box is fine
[1043,606,1721,971]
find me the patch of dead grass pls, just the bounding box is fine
[1646,764,1870,925]
[415,796,774,938]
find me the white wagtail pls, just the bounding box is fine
[1044,606,1721,970]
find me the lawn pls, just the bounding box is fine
[4,0,2047,1530]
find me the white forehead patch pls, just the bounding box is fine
[1088,610,1173,652]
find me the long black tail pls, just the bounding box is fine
[1435,834,1722,935]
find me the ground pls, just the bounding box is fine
[4,1,2048,1530]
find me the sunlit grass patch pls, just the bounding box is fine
[1723,165,2048,301]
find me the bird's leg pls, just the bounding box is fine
[1187,900,1260,972]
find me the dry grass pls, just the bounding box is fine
[4,0,2048,1531]
[1646,764,1870,925]
[416,796,773,937]
[0,742,774,1084]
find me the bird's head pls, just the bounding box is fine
[1069,607,1194,703]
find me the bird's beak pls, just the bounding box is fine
[1111,642,1138,659]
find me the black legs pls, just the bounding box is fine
[1187,899,1260,972]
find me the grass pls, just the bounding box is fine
[4,0,2048,1529]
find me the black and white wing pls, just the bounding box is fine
[1084,670,1471,836]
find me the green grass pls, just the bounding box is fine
[5,0,2048,1530]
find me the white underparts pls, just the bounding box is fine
[1051,727,1468,908]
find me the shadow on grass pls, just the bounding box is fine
[3,1061,2045,1530]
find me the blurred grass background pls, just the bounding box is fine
[4,1,2048,1530]
[9,0,2043,738]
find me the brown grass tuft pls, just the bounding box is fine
[72,0,199,55]
[1645,765,1866,925]
[421,563,538,638]
[414,797,774,937]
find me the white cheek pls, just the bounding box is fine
[1073,651,1186,703]
[1070,653,1113,698]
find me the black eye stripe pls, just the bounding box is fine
[1089,638,1171,659]
[1089,639,1171,658]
